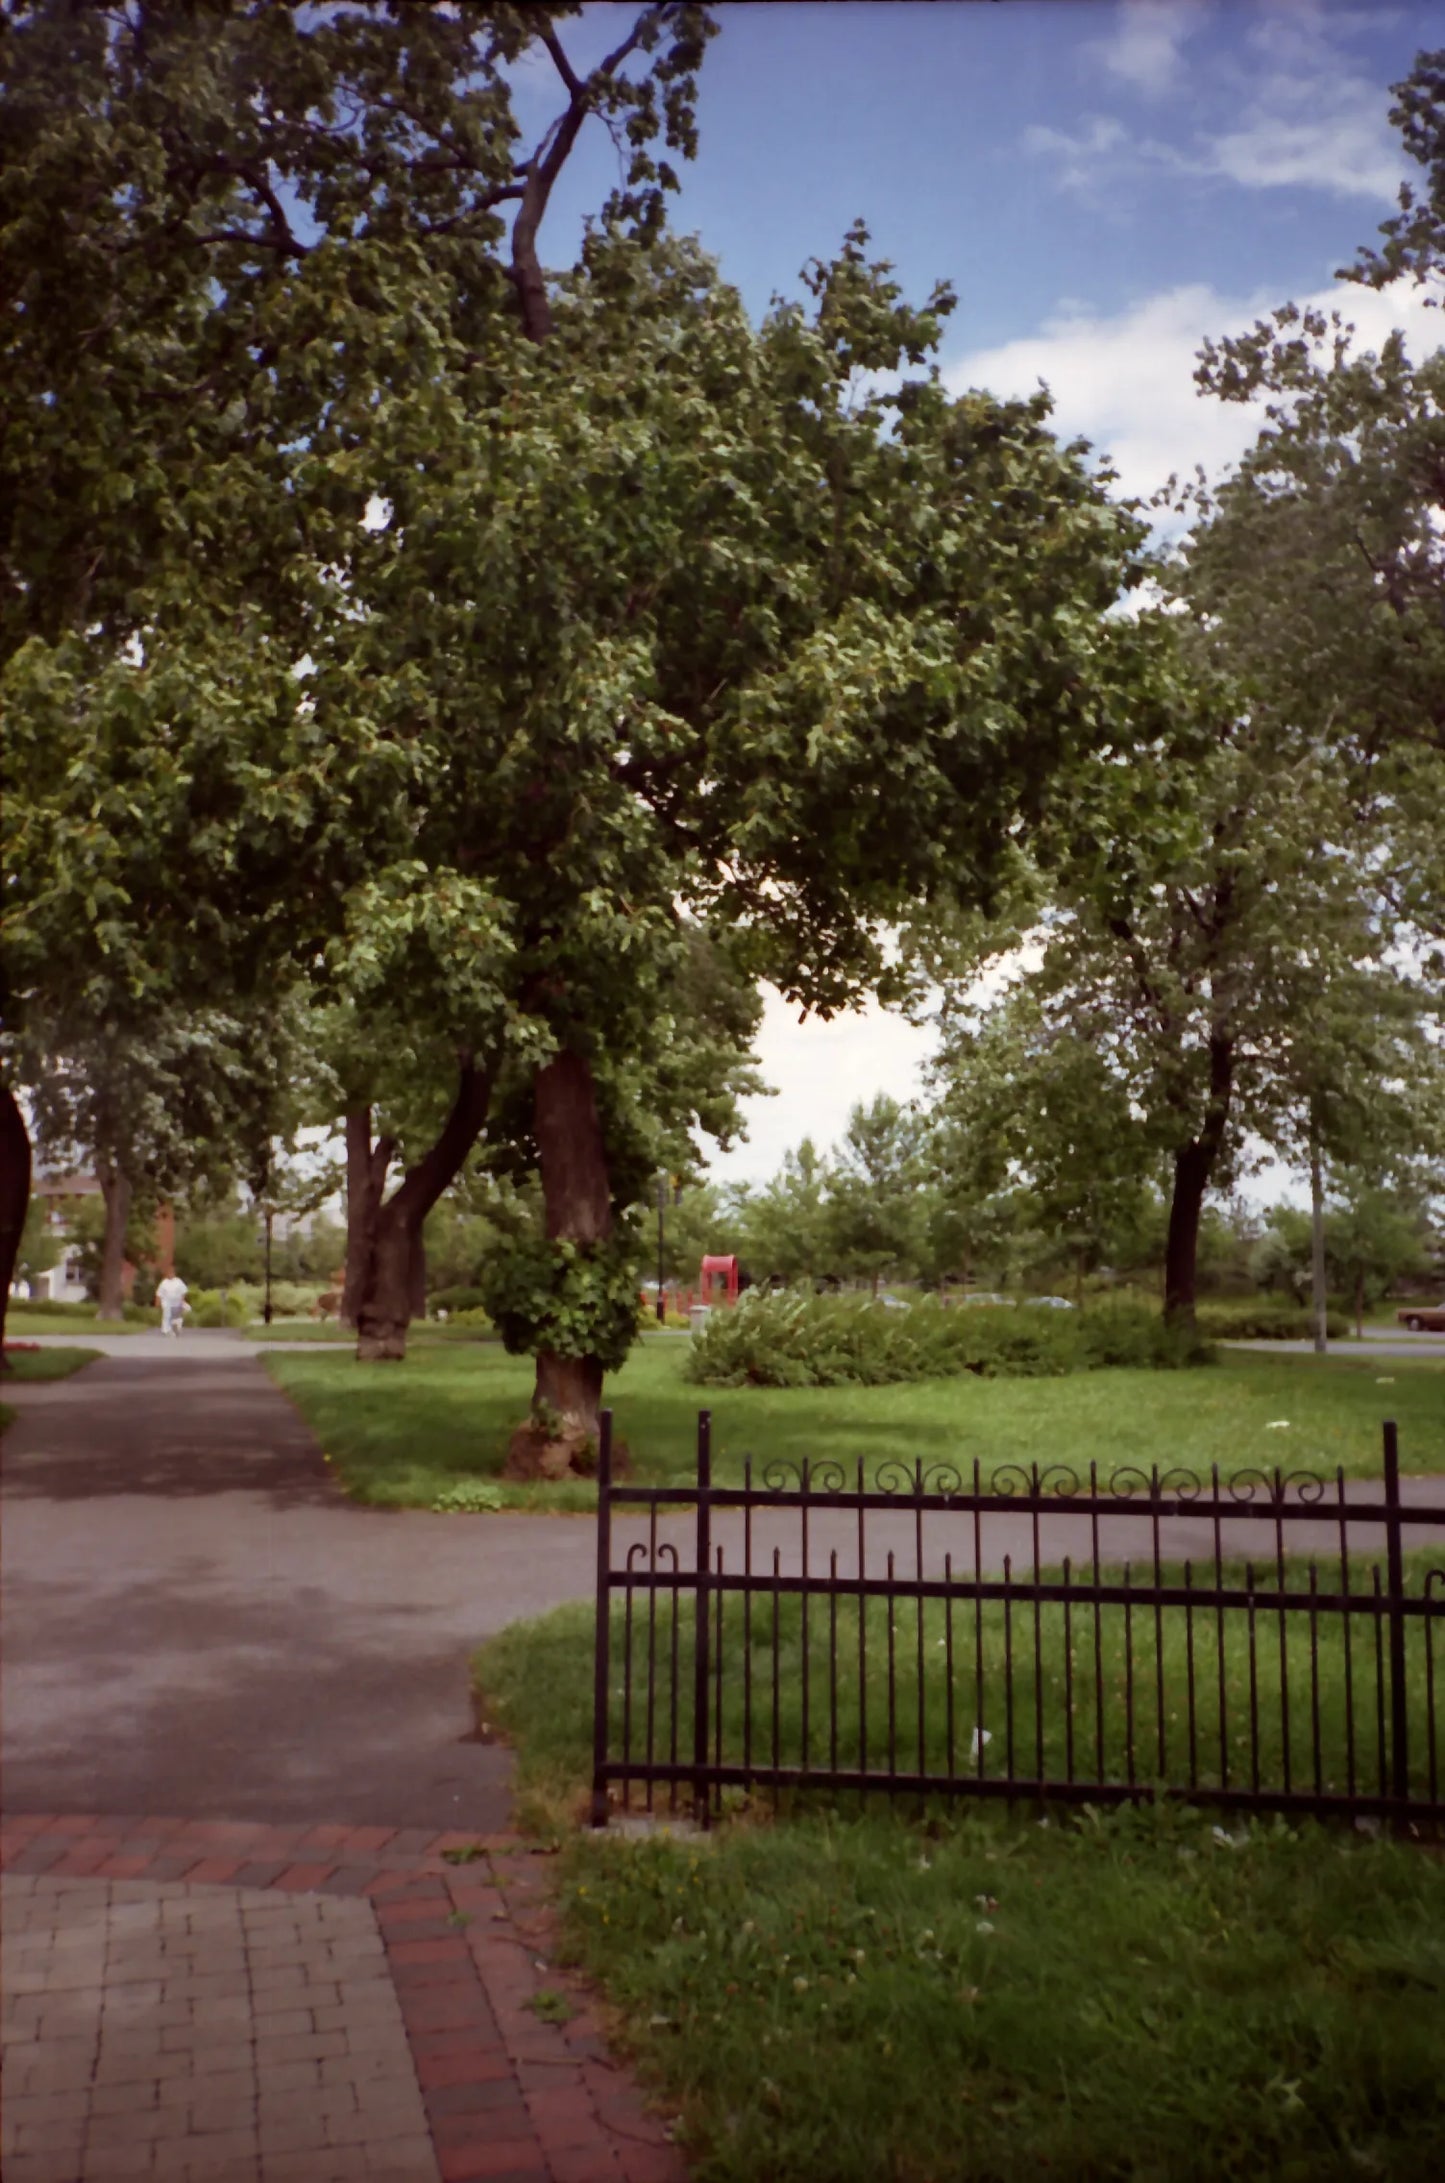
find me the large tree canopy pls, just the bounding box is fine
[0,0,714,1338]
[5,3,1154,1434]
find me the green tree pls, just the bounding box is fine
[10,1191,61,1290]
[3,5,1150,1443]
[1,0,715,1352]
[1191,48,1445,941]
[19,1007,295,1317]
[823,1095,923,1294]
[1252,1185,1438,1333]
[927,980,1159,1301]
[734,1141,836,1289]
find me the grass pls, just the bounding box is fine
[478,1538,1445,1829]
[474,1600,1445,2183]
[264,1336,1445,1512]
[4,1310,145,1336]
[250,1318,498,1344]
[2,1345,105,1383]
[0,1344,104,1429]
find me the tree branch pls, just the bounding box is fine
[510,3,675,341]
[540,24,585,100]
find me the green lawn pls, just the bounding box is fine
[2,1344,105,1382]
[264,1337,1445,1511]
[4,1311,145,1336]
[1,1344,104,1428]
[474,1600,1445,2183]
[252,1318,498,1344]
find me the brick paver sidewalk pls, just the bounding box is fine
[2,1816,686,2183]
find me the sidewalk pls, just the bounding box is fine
[2,1815,686,2183]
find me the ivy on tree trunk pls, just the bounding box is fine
[529,1050,613,1440]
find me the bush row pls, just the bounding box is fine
[1193,1300,1350,1340]
[7,1296,157,1323]
[685,1292,1211,1388]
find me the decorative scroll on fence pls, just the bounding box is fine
[590,1414,1444,1828]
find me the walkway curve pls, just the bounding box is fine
[2,1340,690,2182]
[2,1337,607,1830]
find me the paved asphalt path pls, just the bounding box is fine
[1,1335,612,1832]
[6,1330,1445,1836]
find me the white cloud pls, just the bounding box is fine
[1207,111,1400,202]
[1093,0,1206,96]
[1204,1,1405,204]
[710,987,937,1185]
[945,275,1442,507]
[1020,117,1129,194]
[1035,0,1406,207]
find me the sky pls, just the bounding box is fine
[526,0,1443,1190]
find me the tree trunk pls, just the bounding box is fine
[1164,1146,1210,1325]
[1309,1119,1328,1355]
[525,1049,612,1446]
[0,1085,32,1369]
[95,1159,132,1321]
[1354,1267,1365,1343]
[342,1109,393,1329]
[1163,1034,1234,1328]
[354,1060,493,1362]
[536,1350,605,1431]
[358,1203,415,1362]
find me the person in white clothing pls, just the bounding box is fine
[156,1273,189,1337]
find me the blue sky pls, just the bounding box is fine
[525,1,1443,1190]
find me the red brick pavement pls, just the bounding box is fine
[2,1812,687,2183]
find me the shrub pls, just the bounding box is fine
[430,1285,490,1315]
[8,1296,93,1318]
[1195,1300,1349,1341]
[431,1480,504,1512]
[185,1288,249,1329]
[227,1280,325,1320]
[445,1305,493,1330]
[685,1292,1212,1389]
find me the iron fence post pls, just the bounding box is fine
[590,1411,614,1827]
[1383,1420,1410,1812]
[694,1410,712,1826]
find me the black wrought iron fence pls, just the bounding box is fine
[590,1414,1445,1829]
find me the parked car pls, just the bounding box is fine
[1397,1303,1445,1332]
[960,1291,1011,1307]
[1025,1295,1076,1310]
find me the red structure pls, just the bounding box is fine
[698,1254,740,1307]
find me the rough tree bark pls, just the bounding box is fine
[1162,1032,1235,1327]
[505,1050,614,1479]
[1309,1113,1329,1354]
[342,1109,395,1329]
[95,1156,132,1321]
[501,21,654,1467]
[0,1086,32,1367]
[352,1060,494,1361]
